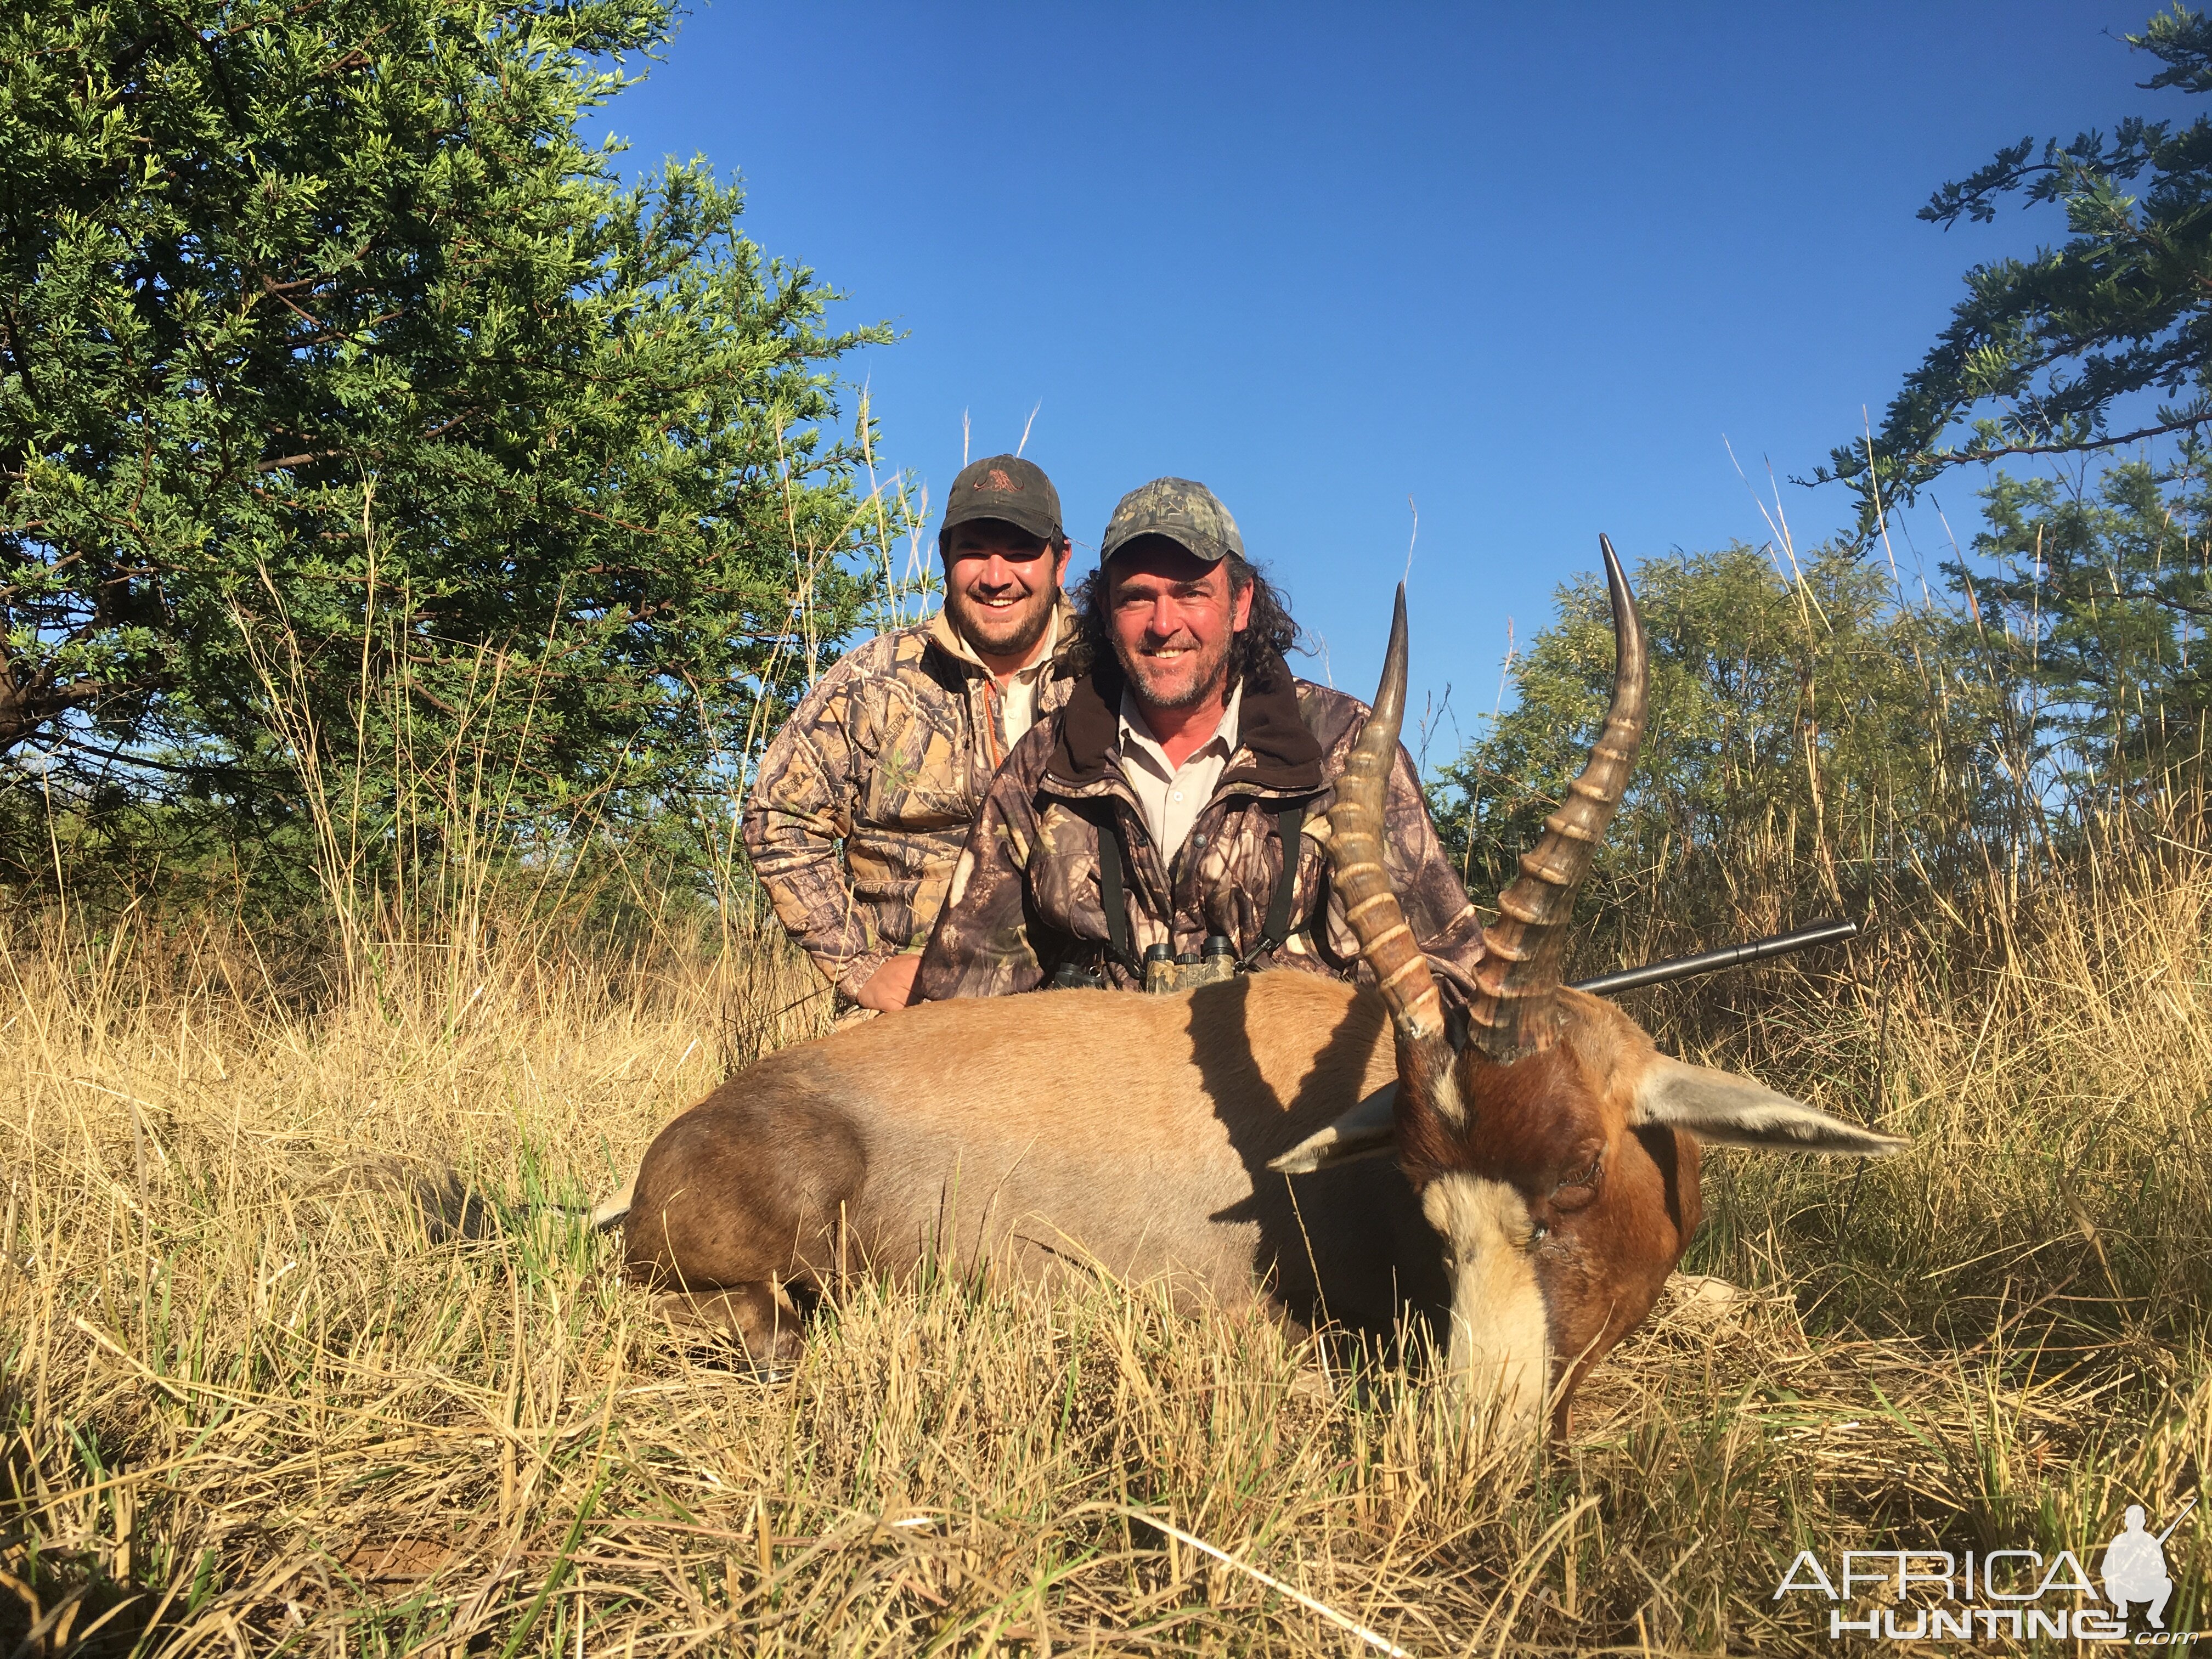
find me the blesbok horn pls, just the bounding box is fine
[1466,534,1646,1060]
[1324,583,1447,1048]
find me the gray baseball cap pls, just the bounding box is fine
[1099,477,1245,565]
[939,455,1064,548]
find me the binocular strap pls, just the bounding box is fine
[1090,797,1311,976]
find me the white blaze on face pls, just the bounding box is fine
[1420,1173,1549,1437]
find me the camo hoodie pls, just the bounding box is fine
[743,600,1078,1002]
[911,649,1485,1000]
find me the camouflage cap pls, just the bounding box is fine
[1099,477,1245,566]
[940,455,1064,549]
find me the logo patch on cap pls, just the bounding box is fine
[975,469,1023,493]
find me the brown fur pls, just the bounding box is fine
[623,974,1451,1359]
[624,1080,866,1362]
[620,974,1702,1413]
[1392,988,1696,1425]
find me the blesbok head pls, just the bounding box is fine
[1286,541,1903,1436]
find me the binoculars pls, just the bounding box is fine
[1142,935,1239,994]
[1046,934,1240,993]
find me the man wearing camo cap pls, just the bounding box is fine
[913,477,1485,1000]
[744,455,1078,1014]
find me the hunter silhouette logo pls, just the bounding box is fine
[1773,1495,2200,1642]
[2105,1498,2193,1629]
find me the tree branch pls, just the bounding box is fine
[1914,410,2212,470]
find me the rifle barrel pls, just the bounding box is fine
[1570,918,1860,997]
[2156,1495,2198,1545]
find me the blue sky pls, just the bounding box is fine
[596,2,2168,761]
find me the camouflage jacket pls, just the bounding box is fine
[912,650,1485,1000]
[743,602,1079,1002]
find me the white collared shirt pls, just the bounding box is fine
[931,602,1063,766]
[1117,682,1243,861]
[991,605,1060,758]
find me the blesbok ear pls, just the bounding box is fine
[1631,1059,1906,1156]
[1268,1085,1397,1176]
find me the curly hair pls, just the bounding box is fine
[1068,555,1306,686]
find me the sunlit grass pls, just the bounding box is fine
[2,848,2208,1654]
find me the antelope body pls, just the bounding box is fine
[619,972,1443,1348]
[617,545,1903,1436]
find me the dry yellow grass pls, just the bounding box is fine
[1,849,2207,1654]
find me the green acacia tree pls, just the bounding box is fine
[1809,3,2212,803]
[1434,545,2024,965]
[1820,5,2212,522]
[1,0,889,882]
[1959,460,2212,795]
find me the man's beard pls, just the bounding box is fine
[947,588,1054,661]
[1114,631,1232,710]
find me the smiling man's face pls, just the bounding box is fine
[1106,536,1254,714]
[941,521,1071,674]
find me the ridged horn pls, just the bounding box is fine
[1324,584,1446,1046]
[1467,534,1646,1060]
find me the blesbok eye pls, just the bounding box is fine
[1551,1149,1604,1211]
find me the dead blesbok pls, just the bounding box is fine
[611,544,1903,1435]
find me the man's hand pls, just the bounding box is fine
[856,953,922,1012]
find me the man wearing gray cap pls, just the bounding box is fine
[913,477,1484,1001]
[744,455,1077,1014]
